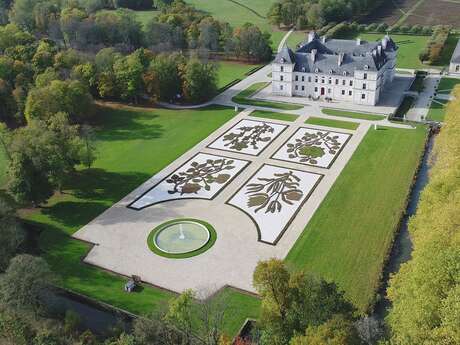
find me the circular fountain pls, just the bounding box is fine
[148,219,216,258]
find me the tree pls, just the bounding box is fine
[181,59,217,104]
[0,197,25,272]
[0,254,54,312]
[25,79,93,123]
[113,51,144,103]
[145,53,184,102]
[253,259,355,345]
[79,124,97,169]
[233,24,272,62]
[386,88,460,345]
[165,289,195,345]
[290,315,361,345]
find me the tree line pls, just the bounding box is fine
[267,0,383,29]
[385,88,460,344]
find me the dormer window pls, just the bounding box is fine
[364,65,369,70]
[315,68,319,73]
[343,71,347,76]
[302,67,306,72]
[329,69,333,74]
[280,58,285,63]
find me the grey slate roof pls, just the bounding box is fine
[451,39,460,63]
[273,33,398,76]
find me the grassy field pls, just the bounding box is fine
[19,103,258,336]
[427,98,449,121]
[233,82,304,110]
[249,110,298,122]
[185,0,275,31]
[286,125,428,313]
[286,31,307,48]
[437,77,460,93]
[134,10,160,26]
[305,117,359,130]
[322,108,385,121]
[217,61,261,89]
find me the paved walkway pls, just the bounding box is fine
[407,74,441,122]
[74,109,371,296]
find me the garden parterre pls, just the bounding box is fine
[73,107,367,299]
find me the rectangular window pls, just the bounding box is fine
[302,86,305,91]
[295,85,298,90]
[315,77,318,83]
[361,93,365,99]
[328,78,332,84]
[321,78,325,84]
[328,88,331,94]
[302,76,305,82]
[295,75,299,81]
[308,76,312,82]
[341,90,345,95]
[335,79,339,85]
[280,85,284,90]
[363,73,367,80]
[342,80,346,86]
[349,80,353,86]
[314,87,318,92]
[363,83,366,90]
[280,75,284,81]
[349,90,352,96]
[281,66,284,72]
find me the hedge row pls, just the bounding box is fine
[419,25,451,64]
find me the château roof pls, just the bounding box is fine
[273,32,398,76]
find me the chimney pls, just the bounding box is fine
[311,49,317,63]
[381,37,388,49]
[322,36,326,43]
[377,45,382,55]
[356,38,361,46]
[308,31,316,43]
[372,49,377,58]
[338,52,344,66]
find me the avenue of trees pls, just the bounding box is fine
[385,87,460,344]
[267,0,381,29]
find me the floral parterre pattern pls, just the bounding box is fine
[208,119,287,156]
[272,127,351,168]
[228,165,323,244]
[129,153,249,210]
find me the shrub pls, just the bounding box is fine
[366,23,377,31]
[358,24,367,32]
[376,23,388,32]
[410,24,422,34]
[400,25,410,33]
[421,26,432,35]
[64,310,81,335]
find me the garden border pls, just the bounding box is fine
[270,126,353,170]
[206,118,289,157]
[225,163,324,245]
[127,152,251,210]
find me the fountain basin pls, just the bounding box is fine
[147,219,217,259]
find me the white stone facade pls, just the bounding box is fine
[272,33,397,106]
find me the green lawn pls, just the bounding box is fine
[184,0,275,31]
[249,110,298,122]
[322,108,385,121]
[304,117,359,130]
[217,61,261,89]
[427,98,449,121]
[286,125,428,313]
[437,77,460,93]
[232,82,304,110]
[20,103,257,336]
[286,31,307,48]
